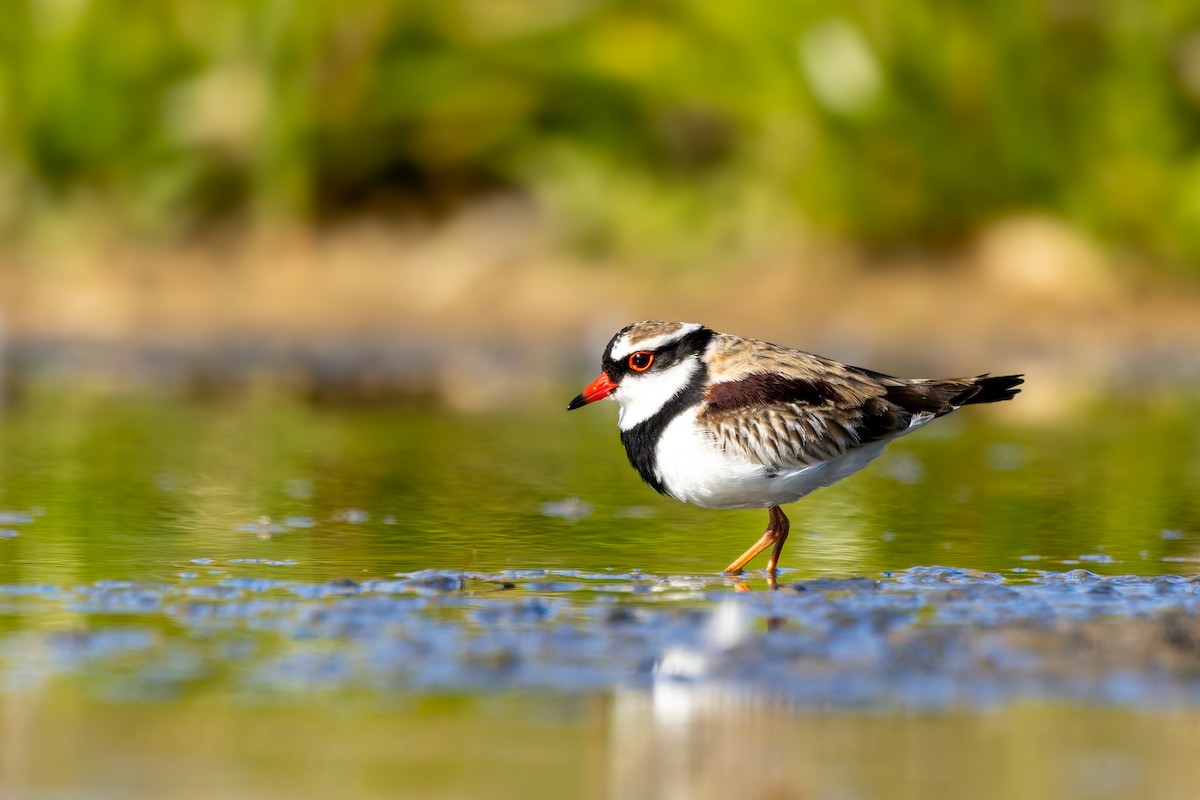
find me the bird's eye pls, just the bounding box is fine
[629,352,654,372]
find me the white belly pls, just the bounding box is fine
[653,407,898,510]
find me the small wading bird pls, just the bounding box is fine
[568,322,1022,575]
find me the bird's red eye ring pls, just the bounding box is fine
[629,352,654,372]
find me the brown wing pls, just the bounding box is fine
[699,336,1022,470]
[700,369,910,469]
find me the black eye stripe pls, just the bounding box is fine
[602,327,715,379]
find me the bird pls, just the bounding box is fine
[567,321,1023,575]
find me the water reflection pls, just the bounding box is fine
[6,567,1200,705]
[1,385,1198,585]
[0,385,1199,798]
[606,693,1200,800]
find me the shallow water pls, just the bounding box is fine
[2,383,1200,798]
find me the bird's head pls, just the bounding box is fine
[568,321,714,430]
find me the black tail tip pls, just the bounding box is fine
[970,374,1024,404]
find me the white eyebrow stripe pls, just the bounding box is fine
[609,322,703,361]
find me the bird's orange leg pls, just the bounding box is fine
[722,505,790,575]
[722,531,775,574]
[764,506,790,574]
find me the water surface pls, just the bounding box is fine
[1,383,1199,798]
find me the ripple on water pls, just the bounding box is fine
[5,566,1200,708]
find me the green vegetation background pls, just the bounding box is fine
[4,1,1200,267]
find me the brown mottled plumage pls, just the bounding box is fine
[569,322,1023,576]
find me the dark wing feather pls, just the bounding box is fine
[700,362,1022,470]
[700,369,908,469]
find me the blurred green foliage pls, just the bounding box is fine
[4,0,1200,266]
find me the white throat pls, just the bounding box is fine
[615,359,700,431]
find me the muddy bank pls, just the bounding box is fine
[2,206,1198,409]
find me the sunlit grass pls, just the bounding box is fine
[3,2,1200,268]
